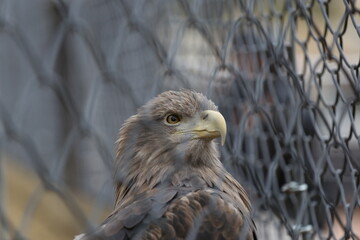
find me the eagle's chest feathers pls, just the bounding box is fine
[170,166,221,189]
[118,162,246,210]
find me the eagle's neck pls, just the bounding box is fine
[115,155,250,214]
[114,138,223,207]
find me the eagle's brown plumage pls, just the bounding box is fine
[76,90,256,240]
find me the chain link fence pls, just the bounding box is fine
[0,0,359,239]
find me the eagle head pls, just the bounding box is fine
[114,90,228,202]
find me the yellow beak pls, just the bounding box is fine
[192,110,227,145]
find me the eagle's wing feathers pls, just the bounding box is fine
[79,188,177,240]
[160,189,255,240]
[81,188,255,240]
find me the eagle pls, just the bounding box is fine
[76,89,256,240]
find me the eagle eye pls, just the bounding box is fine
[165,114,181,125]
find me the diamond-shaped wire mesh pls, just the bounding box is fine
[0,0,360,239]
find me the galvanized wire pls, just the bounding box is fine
[0,0,359,239]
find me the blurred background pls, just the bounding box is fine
[0,0,360,239]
